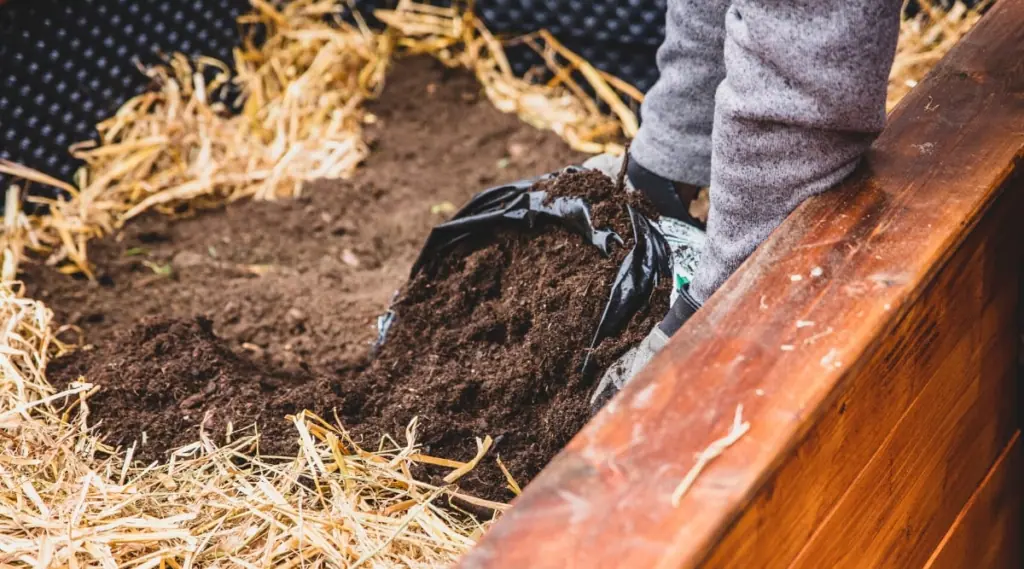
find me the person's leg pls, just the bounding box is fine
[629,0,732,189]
[689,0,902,303]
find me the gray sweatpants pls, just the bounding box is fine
[630,0,902,302]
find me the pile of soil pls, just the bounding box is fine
[340,168,668,490]
[32,57,666,499]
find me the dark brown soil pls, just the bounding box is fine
[342,168,669,493]
[47,316,315,455]
[31,57,664,500]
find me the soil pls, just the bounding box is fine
[30,57,666,500]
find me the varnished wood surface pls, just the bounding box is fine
[924,432,1022,569]
[458,1,1024,567]
[784,201,1019,568]
[703,171,1021,568]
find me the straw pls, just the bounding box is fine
[670,404,750,507]
[0,286,489,567]
[888,0,986,111]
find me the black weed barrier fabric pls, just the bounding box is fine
[0,0,987,207]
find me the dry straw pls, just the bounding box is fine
[0,285,499,567]
[0,1,983,567]
[888,0,987,111]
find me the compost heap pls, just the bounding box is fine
[47,166,669,499]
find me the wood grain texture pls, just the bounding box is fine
[702,175,1021,569]
[457,1,1024,568]
[784,242,1019,568]
[924,432,1022,569]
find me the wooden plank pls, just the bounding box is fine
[785,268,1018,568]
[701,162,1021,569]
[925,431,1022,569]
[457,1,1024,567]
[704,177,1024,564]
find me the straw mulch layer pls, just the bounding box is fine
[0,0,983,567]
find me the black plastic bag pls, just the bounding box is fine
[375,167,672,372]
[584,204,671,369]
[408,167,621,276]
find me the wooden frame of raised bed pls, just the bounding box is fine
[458,1,1024,567]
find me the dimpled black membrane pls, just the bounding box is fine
[0,0,251,200]
[0,0,978,206]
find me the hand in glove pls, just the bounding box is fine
[589,283,702,411]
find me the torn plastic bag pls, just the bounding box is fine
[656,216,707,306]
[373,166,694,372]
